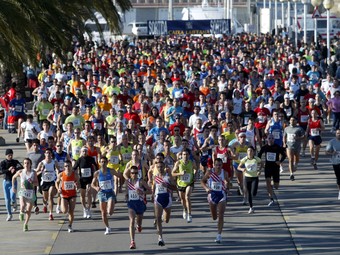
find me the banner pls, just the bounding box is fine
[147,19,231,36]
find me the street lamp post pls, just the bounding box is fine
[287,0,291,37]
[323,0,334,63]
[275,0,278,35]
[301,0,309,44]
[280,0,285,32]
[311,0,322,44]
[292,0,298,47]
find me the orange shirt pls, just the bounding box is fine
[200,86,210,96]
[61,171,77,198]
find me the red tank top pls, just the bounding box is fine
[216,146,228,163]
[61,171,77,198]
[298,109,309,125]
[308,119,321,136]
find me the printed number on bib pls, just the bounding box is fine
[110,156,119,164]
[300,115,309,123]
[180,173,191,183]
[123,154,131,161]
[64,181,75,190]
[23,190,33,199]
[311,128,319,136]
[15,105,22,112]
[217,154,227,163]
[266,152,276,162]
[156,184,167,194]
[287,134,295,142]
[211,181,222,191]
[272,131,280,139]
[81,168,91,178]
[43,172,55,182]
[239,152,247,160]
[42,109,50,116]
[99,180,112,190]
[129,190,139,200]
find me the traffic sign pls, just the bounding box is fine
[312,6,321,18]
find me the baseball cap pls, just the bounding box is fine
[5,149,13,155]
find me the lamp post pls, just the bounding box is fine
[275,0,278,35]
[323,0,334,63]
[301,0,309,44]
[311,0,322,44]
[287,0,291,37]
[280,0,285,32]
[293,0,298,47]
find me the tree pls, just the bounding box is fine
[0,0,132,72]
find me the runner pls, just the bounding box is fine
[326,129,340,199]
[55,160,79,233]
[283,117,306,181]
[12,158,38,231]
[172,149,198,223]
[73,146,97,219]
[258,134,286,206]
[91,156,122,235]
[0,149,23,221]
[306,109,325,169]
[36,148,59,220]
[152,161,176,246]
[238,146,263,214]
[125,166,151,249]
[200,158,228,243]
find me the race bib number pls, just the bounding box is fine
[42,109,50,116]
[272,131,280,139]
[311,128,319,136]
[137,170,142,179]
[258,115,265,123]
[64,181,75,191]
[73,119,80,126]
[129,190,139,200]
[123,154,131,162]
[15,105,22,112]
[110,156,119,164]
[246,163,257,172]
[43,172,55,182]
[57,161,64,170]
[93,123,102,130]
[285,108,292,116]
[156,184,167,194]
[22,190,33,199]
[179,173,191,183]
[81,168,91,178]
[74,147,81,156]
[244,116,249,125]
[211,181,222,191]
[99,180,112,190]
[217,154,227,163]
[266,152,276,162]
[287,134,296,143]
[300,115,309,123]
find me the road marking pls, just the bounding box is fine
[290,228,296,234]
[284,216,290,221]
[296,245,303,251]
[58,220,64,225]
[44,246,52,254]
[51,232,58,240]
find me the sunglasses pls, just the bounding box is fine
[56,145,62,147]
[131,172,138,174]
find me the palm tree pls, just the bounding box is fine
[0,0,131,72]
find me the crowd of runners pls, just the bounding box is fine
[0,32,340,248]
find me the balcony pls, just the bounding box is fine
[130,0,248,7]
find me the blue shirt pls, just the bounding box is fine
[148,126,169,142]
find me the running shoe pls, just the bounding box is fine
[12,202,17,212]
[104,227,112,235]
[280,165,284,173]
[92,202,97,208]
[215,234,222,243]
[23,224,28,232]
[187,214,192,223]
[43,205,47,213]
[16,137,19,143]
[182,210,187,220]
[56,205,61,214]
[34,206,40,215]
[86,209,92,219]
[83,209,87,218]
[290,174,295,181]
[68,225,74,233]
[19,213,24,222]
[248,207,254,214]
[6,214,12,221]
[158,237,165,246]
[136,225,142,233]
[49,214,54,221]
[130,241,136,249]
[268,200,275,207]
[313,163,318,170]
[338,192,340,200]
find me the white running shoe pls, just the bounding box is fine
[56,205,61,214]
[248,207,254,214]
[12,202,17,212]
[86,209,92,219]
[6,214,12,221]
[182,210,187,220]
[338,192,340,200]
[68,225,74,233]
[83,209,87,218]
[280,165,284,173]
[187,214,192,223]
[104,227,111,235]
[215,234,222,243]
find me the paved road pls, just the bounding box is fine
[0,125,339,255]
